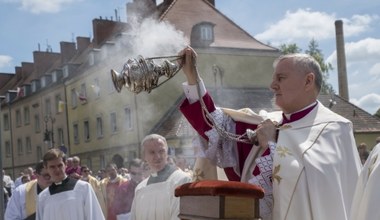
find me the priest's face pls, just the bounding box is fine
[143,139,168,173]
[270,58,315,114]
[46,157,67,183]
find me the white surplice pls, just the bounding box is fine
[5,180,37,220]
[350,143,380,220]
[130,169,191,220]
[36,180,105,220]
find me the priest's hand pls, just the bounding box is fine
[256,119,277,148]
[178,46,198,85]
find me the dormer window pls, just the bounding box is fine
[191,22,215,47]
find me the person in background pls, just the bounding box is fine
[350,142,380,220]
[97,169,107,181]
[36,149,104,220]
[5,160,52,220]
[3,170,15,198]
[130,134,192,220]
[80,165,105,216]
[178,46,362,220]
[357,142,370,164]
[114,158,145,220]
[99,163,127,220]
[21,175,31,184]
[66,156,82,179]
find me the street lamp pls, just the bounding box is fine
[44,115,55,148]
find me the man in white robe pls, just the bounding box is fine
[5,161,52,220]
[350,143,380,220]
[36,149,104,220]
[130,134,192,220]
[179,47,362,220]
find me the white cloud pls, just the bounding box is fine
[342,14,379,37]
[369,62,380,78]
[351,93,380,115]
[256,9,378,46]
[1,0,80,14]
[0,55,13,69]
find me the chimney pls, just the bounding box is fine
[207,0,215,6]
[76,37,91,54]
[334,20,349,100]
[33,51,61,76]
[126,0,157,23]
[92,19,127,47]
[60,41,77,64]
[21,62,34,79]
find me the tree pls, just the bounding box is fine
[375,108,380,119]
[279,39,335,94]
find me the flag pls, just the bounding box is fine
[76,91,87,103]
[58,100,65,113]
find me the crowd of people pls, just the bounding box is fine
[1,46,380,220]
[2,134,192,220]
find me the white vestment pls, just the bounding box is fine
[272,102,362,220]
[130,169,191,220]
[36,179,105,220]
[5,180,37,220]
[350,143,380,220]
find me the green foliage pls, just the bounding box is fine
[280,39,335,94]
[375,108,380,119]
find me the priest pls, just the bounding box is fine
[178,46,361,220]
[130,134,192,220]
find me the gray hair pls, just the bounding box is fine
[141,134,168,154]
[273,53,323,92]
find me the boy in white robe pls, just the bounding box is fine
[36,149,105,220]
[5,161,52,220]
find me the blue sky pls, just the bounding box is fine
[0,0,379,114]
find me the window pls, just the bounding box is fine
[63,65,69,78]
[96,116,103,138]
[16,109,22,127]
[80,83,87,104]
[3,114,9,131]
[100,155,105,169]
[5,141,11,157]
[71,89,78,108]
[94,78,101,97]
[17,138,23,155]
[37,146,42,161]
[34,114,41,133]
[191,22,215,47]
[84,120,90,141]
[24,106,30,125]
[26,137,32,153]
[73,123,79,144]
[200,25,213,41]
[124,107,132,130]
[57,128,64,146]
[55,94,62,114]
[110,112,117,133]
[45,98,51,116]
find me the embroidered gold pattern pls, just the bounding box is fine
[276,146,292,158]
[273,164,282,184]
[192,168,205,181]
[368,154,378,178]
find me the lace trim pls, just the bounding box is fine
[203,108,237,168]
[248,153,274,218]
